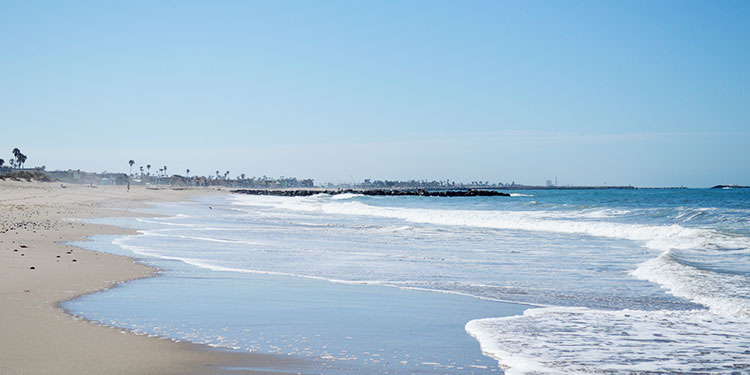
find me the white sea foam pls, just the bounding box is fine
[330,193,364,200]
[135,217,200,227]
[632,251,750,318]
[140,231,265,246]
[231,195,746,254]
[509,193,534,197]
[229,194,750,374]
[113,236,392,285]
[230,195,750,314]
[466,307,750,375]
[113,233,550,306]
[112,236,209,265]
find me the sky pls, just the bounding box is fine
[1,0,748,187]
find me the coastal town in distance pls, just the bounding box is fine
[3,149,707,191]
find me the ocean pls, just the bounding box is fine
[63,188,750,374]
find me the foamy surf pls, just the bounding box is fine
[70,189,750,374]
[466,307,750,375]
[231,194,745,253]
[509,193,534,197]
[231,192,750,374]
[632,250,750,318]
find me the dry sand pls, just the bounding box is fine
[0,180,307,375]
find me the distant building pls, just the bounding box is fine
[45,170,128,185]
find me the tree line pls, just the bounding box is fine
[0,148,27,169]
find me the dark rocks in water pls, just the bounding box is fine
[231,188,510,197]
[711,185,750,189]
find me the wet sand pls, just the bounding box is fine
[0,180,306,375]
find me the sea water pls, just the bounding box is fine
[63,189,750,374]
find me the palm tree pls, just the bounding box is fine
[146,164,151,176]
[240,173,246,180]
[224,171,230,180]
[0,159,4,168]
[128,160,135,176]
[216,170,220,179]
[12,148,20,163]
[12,148,24,168]
[186,169,190,177]
[163,165,167,177]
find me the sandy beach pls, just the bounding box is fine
[0,180,305,375]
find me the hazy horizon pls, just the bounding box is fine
[2,1,748,188]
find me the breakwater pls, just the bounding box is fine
[231,188,510,197]
[711,185,750,189]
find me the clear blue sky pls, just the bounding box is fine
[1,0,748,187]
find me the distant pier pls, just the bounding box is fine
[231,188,510,197]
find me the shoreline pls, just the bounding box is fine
[0,180,307,375]
[73,191,533,374]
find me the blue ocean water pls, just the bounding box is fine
[63,188,750,374]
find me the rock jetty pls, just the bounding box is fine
[231,189,510,197]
